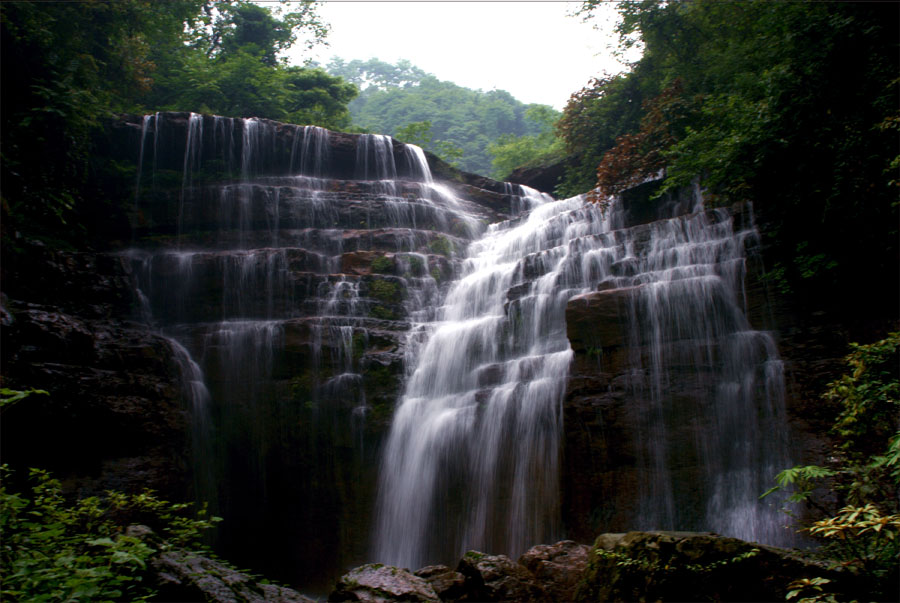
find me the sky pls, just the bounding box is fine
[283,1,633,110]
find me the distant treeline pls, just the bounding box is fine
[325,57,563,178]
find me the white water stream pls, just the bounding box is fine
[374,188,792,568]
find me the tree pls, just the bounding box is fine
[565,0,898,313]
[1,0,354,241]
[488,105,564,180]
[0,0,206,228]
[193,0,329,64]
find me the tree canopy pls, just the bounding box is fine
[326,57,561,176]
[559,0,899,313]
[0,0,355,238]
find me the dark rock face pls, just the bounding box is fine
[506,161,566,196]
[0,241,190,500]
[574,531,844,602]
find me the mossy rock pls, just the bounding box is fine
[369,279,400,303]
[370,255,395,274]
[573,531,848,602]
[427,236,454,257]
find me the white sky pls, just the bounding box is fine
[283,1,631,110]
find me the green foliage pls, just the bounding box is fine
[567,1,898,307]
[827,333,900,462]
[786,577,836,603]
[488,105,565,180]
[326,58,560,176]
[370,256,395,275]
[394,120,463,167]
[763,333,900,588]
[368,279,400,303]
[0,387,49,410]
[427,236,454,257]
[0,465,220,602]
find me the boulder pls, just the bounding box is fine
[329,564,439,602]
[518,540,591,601]
[455,551,546,602]
[413,565,467,600]
[574,531,843,602]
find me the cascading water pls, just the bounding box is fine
[128,112,794,590]
[126,112,511,591]
[374,187,794,569]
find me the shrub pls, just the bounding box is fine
[763,333,900,596]
[0,465,220,602]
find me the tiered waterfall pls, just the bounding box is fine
[128,112,794,589]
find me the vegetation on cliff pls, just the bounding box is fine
[764,332,900,599]
[558,0,898,313]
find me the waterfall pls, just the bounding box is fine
[374,188,793,569]
[128,113,793,588]
[126,113,507,590]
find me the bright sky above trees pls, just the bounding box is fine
[286,1,633,109]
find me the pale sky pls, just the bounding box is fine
[284,1,632,109]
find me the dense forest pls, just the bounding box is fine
[325,57,563,177]
[555,0,898,316]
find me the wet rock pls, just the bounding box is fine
[0,301,189,499]
[413,565,467,600]
[566,288,634,354]
[456,551,546,602]
[329,564,439,602]
[153,549,315,603]
[518,540,590,601]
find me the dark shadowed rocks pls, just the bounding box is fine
[574,531,851,603]
[152,549,316,603]
[518,540,590,601]
[332,534,856,603]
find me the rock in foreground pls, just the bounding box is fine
[332,533,860,602]
[329,563,440,602]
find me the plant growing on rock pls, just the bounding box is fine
[427,236,454,257]
[369,279,401,303]
[370,255,394,274]
[763,332,900,596]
